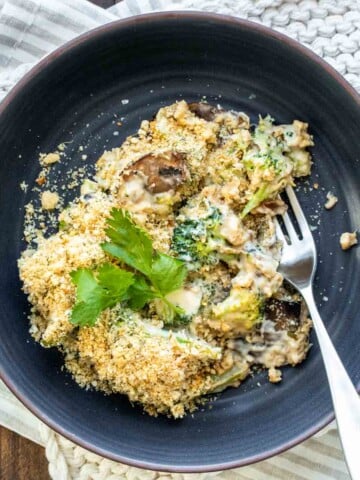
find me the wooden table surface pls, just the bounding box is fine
[0,4,126,480]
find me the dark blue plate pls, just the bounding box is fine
[0,12,359,472]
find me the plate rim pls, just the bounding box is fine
[0,10,359,473]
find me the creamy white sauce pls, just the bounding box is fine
[166,285,203,316]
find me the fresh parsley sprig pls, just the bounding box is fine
[70,209,187,327]
[70,263,134,327]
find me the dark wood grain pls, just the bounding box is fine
[0,426,50,480]
[0,2,121,479]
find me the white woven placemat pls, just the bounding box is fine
[1,0,359,478]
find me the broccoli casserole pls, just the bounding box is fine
[18,101,314,418]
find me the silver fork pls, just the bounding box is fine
[275,186,360,480]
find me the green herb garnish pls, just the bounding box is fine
[70,209,187,327]
[70,263,134,327]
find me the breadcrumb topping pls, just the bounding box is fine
[324,191,338,210]
[41,191,59,210]
[19,101,314,418]
[340,231,358,250]
[40,152,61,166]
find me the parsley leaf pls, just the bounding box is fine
[70,300,104,328]
[102,209,152,276]
[97,263,133,297]
[149,252,187,295]
[127,276,159,310]
[102,208,188,321]
[102,208,187,300]
[69,209,188,327]
[70,263,134,327]
[70,268,99,302]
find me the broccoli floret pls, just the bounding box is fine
[152,297,188,325]
[141,322,222,360]
[208,363,250,393]
[172,219,208,262]
[171,207,221,269]
[241,117,312,218]
[241,183,271,218]
[211,288,263,336]
[241,117,293,218]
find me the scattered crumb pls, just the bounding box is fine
[20,181,28,192]
[40,152,60,166]
[57,143,66,152]
[116,121,122,127]
[23,202,35,243]
[121,99,129,105]
[268,367,282,383]
[65,166,87,190]
[81,154,88,161]
[25,202,34,217]
[324,192,338,210]
[323,296,328,302]
[340,231,358,250]
[313,182,319,189]
[113,131,120,136]
[35,174,46,186]
[41,191,59,210]
[79,146,84,152]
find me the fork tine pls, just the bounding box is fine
[285,186,312,239]
[274,217,287,244]
[281,211,299,243]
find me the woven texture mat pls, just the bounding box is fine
[0,0,359,479]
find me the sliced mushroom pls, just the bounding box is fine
[188,102,220,121]
[264,298,302,332]
[254,199,287,216]
[124,151,187,194]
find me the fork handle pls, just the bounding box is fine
[302,285,360,480]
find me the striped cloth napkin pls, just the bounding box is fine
[0,0,357,479]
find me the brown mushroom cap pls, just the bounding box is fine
[265,298,302,332]
[188,102,249,129]
[124,151,187,194]
[188,102,221,121]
